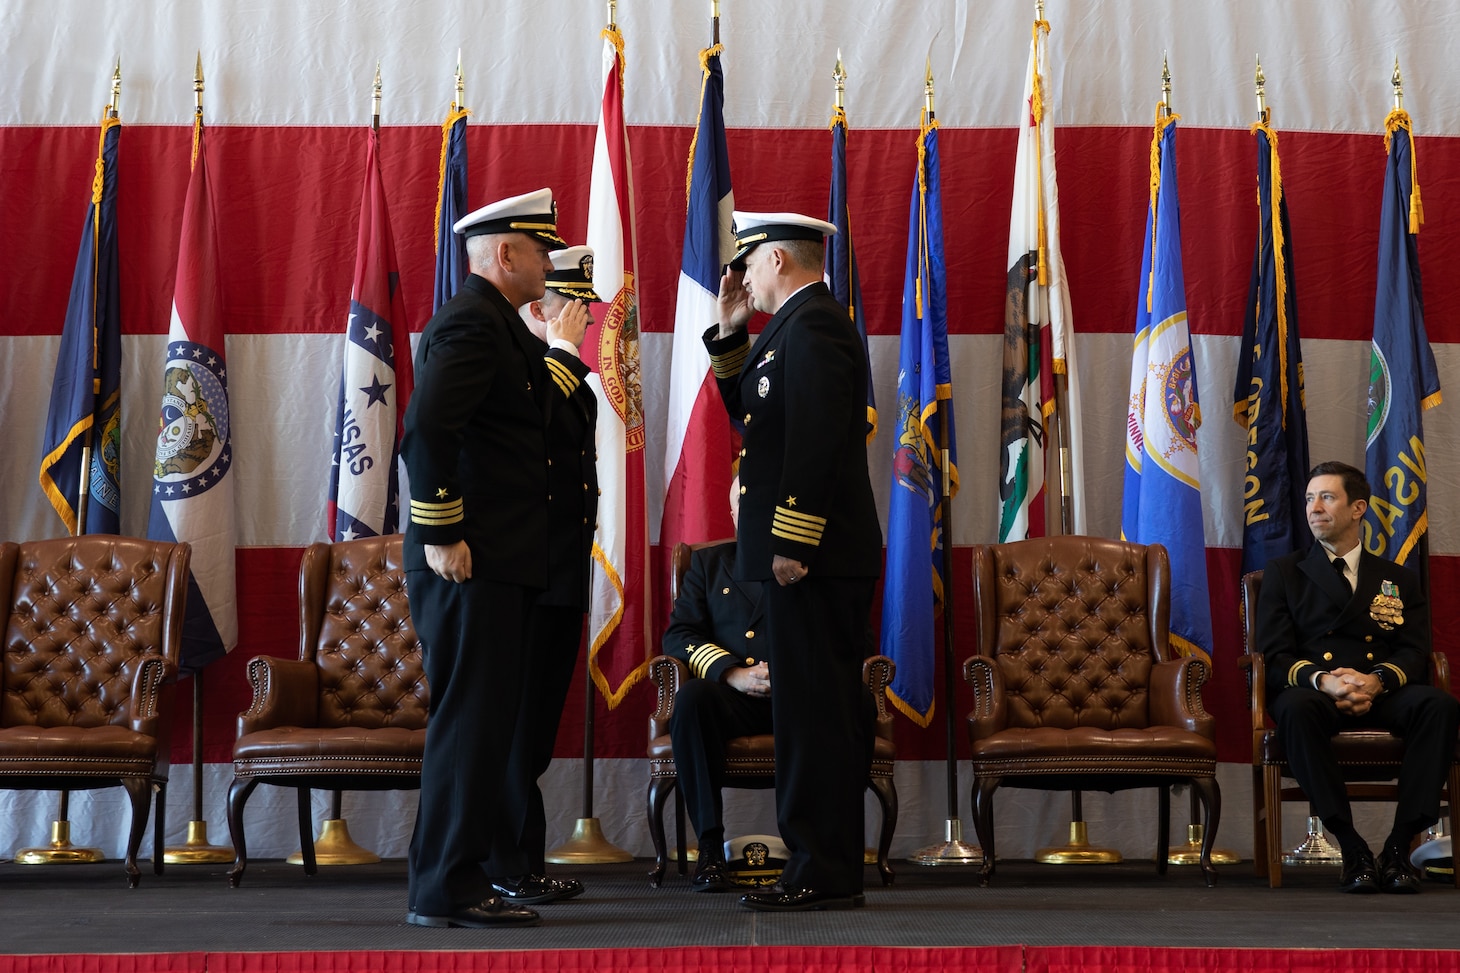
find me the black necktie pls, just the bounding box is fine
[1333,557,1352,598]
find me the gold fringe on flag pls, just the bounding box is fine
[433,104,472,253]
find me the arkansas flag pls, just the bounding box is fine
[659,42,736,605]
[146,115,236,672]
[585,23,651,707]
[327,127,415,541]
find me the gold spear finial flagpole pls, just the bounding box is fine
[924,55,935,119]
[712,0,720,46]
[193,51,204,115]
[607,0,617,30]
[1160,51,1172,117]
[1255,54,1268,124]
[1036,0,1045,21]
[372,60,382,133]
[1392,55,1404,110]
[109,57,121,119]
[833,48,846,110]
[455,49,464,109]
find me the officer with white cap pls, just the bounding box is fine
[402,188,587,928]
[704,210,882,912]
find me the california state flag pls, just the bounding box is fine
[585,23,650,707]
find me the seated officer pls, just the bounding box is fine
[664,475,771,893]
[1258,460,1460,893]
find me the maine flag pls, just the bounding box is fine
[1233,117,1309,576]
[39,108,123,536]
[881,114,956,726]
[146,113,236,672]
[1121,110,1213,663]
[1363,107,1439,569]
[827,92,876,444]
[327,126,415,542]
[660,41,736,596]
[433,95,469,313]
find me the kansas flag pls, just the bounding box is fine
[146,116,236,672]
[1364,107,1439,567]
[881,115,956,726]
[328,126,415,541]
[433,98,469,313]
[826,96,876,444]
[39,109,123,536]
[1121,111,1213,663]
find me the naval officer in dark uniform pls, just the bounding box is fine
[402,188,571,929]
[704,211,881,912]
[663,474,772,893]
[1258,460,1460,894]
[485,247,601,904]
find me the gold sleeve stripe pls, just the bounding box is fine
[545,356,580,396]
[688,643,730,679]
[1379,662,1408,687]
[410,497,464,526]
[411,498,464,513]
[1287,660,1315,687]
[774,507,827,528]
[710,342,750,378]
[411,509,464,526]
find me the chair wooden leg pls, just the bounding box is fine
[673,786,688,876]
[1251,764,1269,879]
[227,776,259,888]
[152,779,167,876]
[1155,785,1170,876]
[1263,764,1284,888]
[972,777,999,886]
[869,776,898,886]
[296,787,317,875]
[1192,776,1221,888]
[646,776,674,888]
[121,777,153,889]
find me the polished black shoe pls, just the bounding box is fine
[1378,848,1423,894]
[739,887,866,912]
[692,852,732,893]
[1338,851,1380,894]
[491,874,585,905]
[406,895,541,927]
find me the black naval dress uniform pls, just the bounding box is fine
[402,273,553,918]
[1258,543,1460,839]
[703,281,882,898]
[663,541,772,846]
[492,337,597,877]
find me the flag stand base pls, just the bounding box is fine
[163,820,233,864]
[1282,816,1343,865]
[908,818,983,866]
[1036,820,1122,864]
[286,818,379,866]
[546,818,634,864]
[1167,823,1240,865]
[15,820,104,864]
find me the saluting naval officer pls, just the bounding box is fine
[705,211,882,912]
[402,188,585,929]
[1258,460,1460,894]
[483,247,602,904]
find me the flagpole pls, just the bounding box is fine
[908,60,980,868]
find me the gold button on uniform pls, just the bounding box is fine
[740,485,747,495]
[1323,652,1333,661]
[1365,635,1373,642]
[722,587,730,594]
[744,413,751,423]
[745,630,756,639]
[1366,653,1375,660]
[739,448,746,457]
[746,658,755,665]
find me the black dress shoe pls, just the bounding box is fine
[1338,851,1380,894]
[692,852,732,893]
[739,887,866,912]
[406,896,541,927]
[1378,848,1423,894]
[491,874,585,905]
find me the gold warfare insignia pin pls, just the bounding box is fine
[757,375,770,398]
[1370,579,1405,630]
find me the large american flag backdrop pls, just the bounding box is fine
[3,0,1459,860]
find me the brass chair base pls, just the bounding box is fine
[1167,823,1240,865]
[1281,816,1343,865]
[547,817,634,864]
[1036,820,1122,864]
[15,820,104,864]
[286,818,379,866]
[164,820,234,864]
[908,818,984,866]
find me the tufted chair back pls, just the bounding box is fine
[971,535,1170,732]
[301,536,427,729]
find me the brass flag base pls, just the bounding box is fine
[15,820,104,864]
[670,845,700,863]
[286,818,379,866]
[1167,823,1240,865]
[164,820,233,864]
[546,817,634,864]
[1281,815,1343,865]
[908,818,984,866]
[1036,820,1122,864]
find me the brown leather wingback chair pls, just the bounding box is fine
[964,536,1220,886]
[1239,569,1460,888]
[0,535,189,887]
[226,535,426,886]
[645,540,898,888]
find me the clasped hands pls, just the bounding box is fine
[725,660,771,698]
[1317,666,1384,716]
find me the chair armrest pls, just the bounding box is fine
[128,654,176,737]
[962,655,1007,742]
[236,656,320,736]
[647,655,688,742]
[1433,652,1451,694]
[1148,656,1214,739]
[863,655,896,744]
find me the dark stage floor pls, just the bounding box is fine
[0,857,1455,956]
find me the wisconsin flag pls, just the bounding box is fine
[1363,107,1439,570]
[827,96,876,444]
[327,127,415,541]
[1120,110,1213,663]
[660,42,736,600]
[881,115,956,726]
[1233,117,1309,576]
[146,115,236,672]
[39,108,123,536]
[998,14,1085,542]
[433,97,469,313]
[586,21,651,707]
